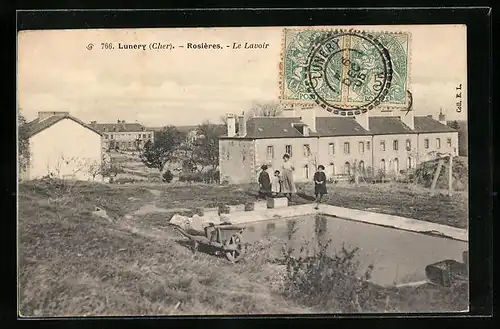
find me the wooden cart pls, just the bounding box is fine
[165,222,246,263]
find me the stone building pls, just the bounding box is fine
[90,120,154,151]
[218,107,459,184]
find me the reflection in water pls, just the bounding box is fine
[286,219,298,241]
[266,222,276,233]
[314,215,328,240]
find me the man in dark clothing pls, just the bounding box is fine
[258,165,271,199]
[313,165,327,209]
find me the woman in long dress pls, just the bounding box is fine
[281,154,296,200]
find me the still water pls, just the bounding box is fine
[240,215,467,287]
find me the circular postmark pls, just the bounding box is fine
[304,30,393,115]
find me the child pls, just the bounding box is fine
[271,170,282,197]
[313,165,327,210]
[258,165,271,199]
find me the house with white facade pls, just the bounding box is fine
[90,120,154,151]
[219,107,459,184]
[20,111,103,181]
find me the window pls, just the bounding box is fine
[380,141,386,151]
[436,138,441,149]
[344,162,351,175]
[303,144,311,157]
[447,138,452,147]
[104,134,108,139]
[366,141,371,151]
[285,145,292,157]
[406,139,411,151]
[407,157,412,169]
[148,134,152,138]
[110,134,114,139]
[328,143,335,155]
[266,146,274,159]
[344,142,350,154]
[393,158,399,173]
[380,159,386,172]
[143,134,147,138]
[304,165,309,179]
[330,163,335,176]
[393,140,399,151]
[358,142,364,154]
[424,139,429,149]
[128,141,132,148]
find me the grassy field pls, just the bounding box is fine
[18,179,468,316]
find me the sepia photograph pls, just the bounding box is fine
[17,23,469,316]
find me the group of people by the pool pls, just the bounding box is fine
[257,153,327,210]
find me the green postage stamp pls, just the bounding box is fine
[280,28,411,114]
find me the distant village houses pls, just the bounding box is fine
[219,107,459,184]
[20,111,103,181]
[90,120,154,151]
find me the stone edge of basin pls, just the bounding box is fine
[196,202,468,243]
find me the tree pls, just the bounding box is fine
[447,120,460,130]
[18,111,30,175]
[250,101,283,117]
[140,125,183,172]
[192,121,226,171]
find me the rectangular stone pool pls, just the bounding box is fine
[239,214,468,287]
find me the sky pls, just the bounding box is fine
[17,25,467,126]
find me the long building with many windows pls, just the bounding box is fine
[218,107,458,184]
[90,120,154,151]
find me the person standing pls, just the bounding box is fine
[281,154,296,200]
[271,170,282,197]
[258,165,271,199]
[313,165,327,209]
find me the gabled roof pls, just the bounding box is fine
[315,117,370,136]
[368,117,414,134]
[413,116,457,133]
[94,123,145,133]
[22,114,102,138]
[242,117,319,139]
[219,114,458,140]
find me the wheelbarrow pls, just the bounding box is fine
[164,222,246,263]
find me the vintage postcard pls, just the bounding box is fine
[17,24,468,316]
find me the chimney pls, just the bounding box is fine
[90,120,97,128]
[438,109,446,125]
[354,113,370,131]
[117,119,121,123]
[238,113,247,137]
[299,107,317,132]
[226,113,236,137]
[400,110,414,130]
[38,111,69,121]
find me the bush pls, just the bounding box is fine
[281,216,375,312]
[162,170,174,183]
[244,202,255,211]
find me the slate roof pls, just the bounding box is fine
[94,123,145,133]
[368,117,414,134]
[413,116,457,133]
[219,115,458,139]
[315,117,370,136]
[22,114,102,138]
[240,117,320,139]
